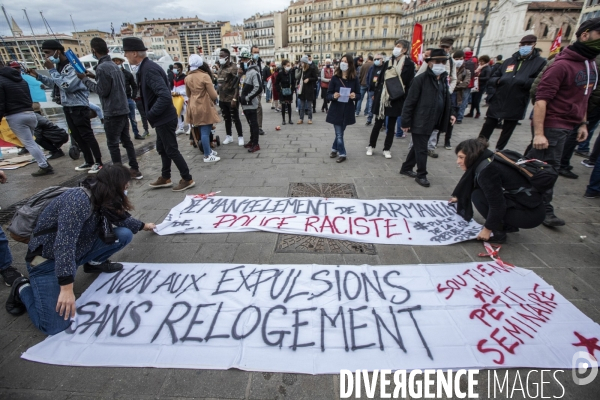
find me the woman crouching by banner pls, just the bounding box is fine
[5,165,156,335]
[450,139,545,243]
[185,54,221,163]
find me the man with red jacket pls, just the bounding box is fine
[529,18,600,227]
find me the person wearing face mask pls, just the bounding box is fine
[399,49,456,187]
[112,56,144,140]
[526,18,600,227]
[123,37,194,192]
[320,59,334,112]
[237,48,262,152]
[28,40,104,173]
[356,55,373,117]
[297,55,317,124]
[171,62,189,135]
[478,34,546,152]
[326,54,360,163]
[451,50,471,126]
[167,65,175,90]
[276,59,296,125]
[367,39,415,159]
[250,46,265,136]
[365,53,385,126]
[217,48,245,146]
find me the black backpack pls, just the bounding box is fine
[475,149,558,195]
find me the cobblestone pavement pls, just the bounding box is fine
[0,100,599,399]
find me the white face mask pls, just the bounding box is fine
[285,66,291,71]
[219,57,228,65]
[431,64,446,76]
[454,59,464,68]
[393,47,403,57]
[124,190,128,196]
[340,62,349,71]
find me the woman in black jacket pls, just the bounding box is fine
[276,60,295,125]
[326,54,360,163]
[466,55,491,118]
[451,139,545,243]
[297,56,317,124]
[367,40,415,159]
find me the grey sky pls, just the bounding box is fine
[1,0,291,38]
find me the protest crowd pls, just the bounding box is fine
[0,16,600,336]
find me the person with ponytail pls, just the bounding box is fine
[5,165,155,334]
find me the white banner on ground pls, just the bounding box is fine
[154,195,482,245]
[23,262,600,374]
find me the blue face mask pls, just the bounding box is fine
[252,54,259,61]
[374,60,381,66]
[124,190,128,197]
[48,51,60,64]
[243,62,249,70]
[173,69,179,74]
[519,45,533,56]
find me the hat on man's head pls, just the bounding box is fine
[41,40,64,51]
[300,55,309,64]
[426,48,450,61]
[576,17,600,37]
[122,37,147,52]
[239,48,252,59]
[8,61,21,70]
[111,56,125,62]
[452,50,465,59]
[440,36,454,47]
[519,34,537,44]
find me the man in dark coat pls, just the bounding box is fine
[167,65,174,90]
[112,56,144,140]
[478,35,547,150]
[123,37,194,192]
[399,49,455,187]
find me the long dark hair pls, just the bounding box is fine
[88,164,133,215]
[195,62,214,81]
[455,138,489,169]
[334,54,357,80]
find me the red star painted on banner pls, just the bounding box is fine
[572,331,600,361]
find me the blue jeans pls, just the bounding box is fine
[89,102,103,120]
[127,98,139,136]
[199,124,212,157]
[19,227,133,335]
[395,116,403,137]
[356,86,368,115]
[587,158,600,194]
[0,227,13,271]
[367,91,375,122]
[332,125,347,157]
[298,99,313,121]
[577,117,600,154]
[457,88,471,121]
[265,84,272,102]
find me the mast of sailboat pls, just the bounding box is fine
[69,14,83,50]
[39,11,57,38]
[1,5,26,61]
[0,35,17,63]
[23,9,42,68]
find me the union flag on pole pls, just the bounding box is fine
[550,27,562,56]
[411,23,423,65]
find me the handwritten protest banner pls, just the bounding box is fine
[23,262,600,373]
[154,196,482,245]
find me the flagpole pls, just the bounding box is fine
[23,9,42,68]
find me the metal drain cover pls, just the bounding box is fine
[275,183,377,255]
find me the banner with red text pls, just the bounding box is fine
[153,196,482,245]
[22,262,600,373]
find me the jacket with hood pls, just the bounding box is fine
[486,49,546,120]
[82,55,129,117]
[239,64,262,110]
[535,46,598,130]
[136,57,178,128]
[217,61,240,103]
[0,67,33,120]
[37,60,90,108]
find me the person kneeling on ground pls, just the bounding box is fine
[450,139,545,243]
[6,165,156,335]
[33,111,69,159]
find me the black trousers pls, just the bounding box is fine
[471,189,546,231]
[436,122,454,146]
[219,101,243,137]
[244,108,260,145]
[64,106,102,165]
[281,103,292,122]
[400,133,429,178]
[479,117,519,150]
[369,116,397,151]
[468,91,482,115]
[155,118,192,181]
[35,136,64,153]
[135,99,149,131]
[104,114,139,170]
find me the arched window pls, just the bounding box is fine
[565,25,572,39]
[543,25,549,38]
[526,17,532,31]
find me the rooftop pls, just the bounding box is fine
[527,1,583,10]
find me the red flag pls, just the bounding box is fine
[411,24,424,65]
[550,27,562,56]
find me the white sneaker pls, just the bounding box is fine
[383,150,392,159]
[203,154,220,163]
[366,146,373,156]
[87,163,102,174]
[223,135,233,144]
[210,149,218,157]
[175,128,185,135]
[238,137,245,146]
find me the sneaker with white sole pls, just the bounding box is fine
[223,135,233,144]
[210,150,218,156]
[75,163,92,171]
[383,150,392,159]
[88,163,102,174]
[582,159,596,168]
[204,154,220,163]
[175,128,185,135]
[366,146,373,156]
[238,137,245,146]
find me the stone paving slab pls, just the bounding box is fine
[0,101,599,399]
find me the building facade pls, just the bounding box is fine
[580,0,600,22]
[0,33,86,68]
[178,20,231,60]
[480,0,582,58]
[243,12,288,62]
[72,29,112,54]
